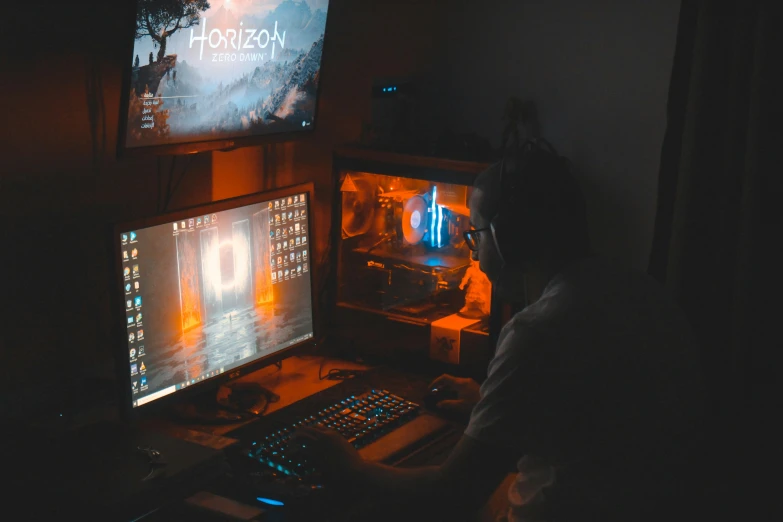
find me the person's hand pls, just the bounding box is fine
[287,425,366,487]
[427,374,481,418]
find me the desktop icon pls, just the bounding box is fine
[289,239,295,248]
[129,333,135,343]
[277,256,283,265]
[302,251,307,259]
[124,267,131,277]
[282,213,286,223]
[130,348,136,359]
[300,208,306,217]
[189,219,194,228]
[270,230,275,239]
[181,221,186,229]
[131,363,138,375]
[283,241,288,251]
[295,223,300,232]
[173,223,178,231]
[130,232,137,242]
[126,300,133,309]
[296,237,301,246]
[121,234,128,243]
[131,248,138,258]
[197,217,202,226]
[141,376,147,387]
[140,361,146,373]
[134,296,142,307]
[288,197,293,205]
[276,229,281,237]
[137,329,144,340]
[136,313,142,323]
[295,210,299,218]
[134,281,140,290]
[132,381,138,390]
[277,243,282,252]
[297,265,302,275]
[296,252,302,262]
[133,264,139,277]
[268,202,273,210]
[272,272,277,281]
[284,269,290,279]
[289,226,294,235]
[294,195,299,204]
[127,316,134,325]
[275,201,280,209]
[125,283,132,293]
[300,194,306,202]
[204,215,210,224]
[282,229,287,238]
[275,214,281,224]
[303,262,308,272]
[290,253,295,262]
[278,270,283,280]
[288,212,293,220]
[123,251,129,260]
[271,257,276,267]
[302,236,307,244]
[138,346,145,356]
[212,214,217,223]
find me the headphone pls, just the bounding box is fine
[489,138,570,268]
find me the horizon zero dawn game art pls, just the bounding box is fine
[125,0,329,148]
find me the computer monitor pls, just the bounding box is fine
[113,183,315,417]
[117,0,331,157]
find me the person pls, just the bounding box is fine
[291,142,705,522]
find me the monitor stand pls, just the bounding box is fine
[170,381,280,425]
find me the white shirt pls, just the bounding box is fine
[465,257,703,521]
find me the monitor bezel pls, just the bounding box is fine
[115,0,331,158]
[111,182,318,422]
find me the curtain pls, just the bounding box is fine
[649,0,780,517]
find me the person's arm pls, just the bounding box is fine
[353,433,514,510]
[294,425,514,512]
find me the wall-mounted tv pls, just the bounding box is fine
[118,0,330,156]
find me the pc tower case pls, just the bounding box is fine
[330,147,495,375]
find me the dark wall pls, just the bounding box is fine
[430,0,681,270]
[0,0,450,416]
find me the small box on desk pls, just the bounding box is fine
[430,314,492,372]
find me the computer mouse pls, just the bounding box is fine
[241,470,324,510]
[423,386,459,410]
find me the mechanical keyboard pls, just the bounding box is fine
[240,389,425,478]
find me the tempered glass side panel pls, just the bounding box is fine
[337,170,492,323]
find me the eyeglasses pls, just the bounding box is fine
[463,227,490,251]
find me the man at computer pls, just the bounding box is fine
[292,142,705,522]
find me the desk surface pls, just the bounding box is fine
[137,355,471,522]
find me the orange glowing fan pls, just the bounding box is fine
[402,195,428,245]
[341,175,375,237]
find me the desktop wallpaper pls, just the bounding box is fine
[125,0,329,149]
[120,195,313,406]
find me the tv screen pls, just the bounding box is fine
[121,0,329,155]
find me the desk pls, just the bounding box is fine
[137,355,474,522]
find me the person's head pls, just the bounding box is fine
[465,144,590,288]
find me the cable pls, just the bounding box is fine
[317,358,370,381]
[163,154,194,212]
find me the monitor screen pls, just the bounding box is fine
[122,0,329,153]
[118,190,314,408]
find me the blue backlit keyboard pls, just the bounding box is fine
[242,389,421,477]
